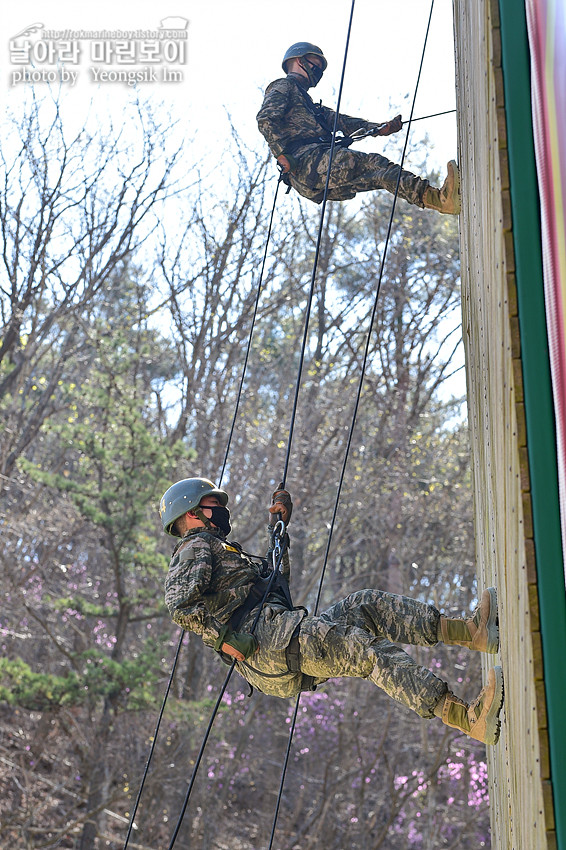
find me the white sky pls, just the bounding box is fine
[1,0,458,172]
[1,0,465,407]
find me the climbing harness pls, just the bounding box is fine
[231,521,315,691]
[282,105,455,157]
[219,527,295,642]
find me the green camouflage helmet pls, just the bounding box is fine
[160,477,229,537]
[282,42,327,73]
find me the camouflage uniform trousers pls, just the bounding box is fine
[289,146,429,206]
[240,589,448,716]
[298,589,448,717]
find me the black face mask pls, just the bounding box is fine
[298,58,323,88]
[207,505,232,536]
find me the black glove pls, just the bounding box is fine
[268,487,293,525]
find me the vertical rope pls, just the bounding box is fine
[219,174,285,483]
[267,2,437,846]
[165,662,237,850]
[281,0,358,486]
[122,630,184,849]
[122,174,284,850]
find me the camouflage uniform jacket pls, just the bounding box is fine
[257,74,372,161]
[165,527,306,698]
[257,74,430,207]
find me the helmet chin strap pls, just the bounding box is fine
[298,58,323,87]
[194,506,216,530]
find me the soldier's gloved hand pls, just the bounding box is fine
[215,625,259,661]
[367,121,385,136]
[268,487,293,525]
[222,633,259,661]
[373,114,403,136]
[277,154,297,174]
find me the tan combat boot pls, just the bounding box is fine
[423,160,461,214]
[441,667,504,745]
[440,587,499,654]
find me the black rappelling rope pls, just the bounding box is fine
[122,172,286,850]
[280,0,357,488]
[121,631,184,850]
[409,107,456,123]
[165,659,236,849]
[267,1,438,847]
[219,172,286,483]
[267,0,360,841]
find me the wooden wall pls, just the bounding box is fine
[453,1,554,848]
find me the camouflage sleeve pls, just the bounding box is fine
[266,526,291,584]
[164,536,224,647]
[319,104,372,136]
[256,78,294,158]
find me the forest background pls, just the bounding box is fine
[0,2,489,848]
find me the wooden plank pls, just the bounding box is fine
[453,1,552,847]
[542,781,556,830]
[545,833,558,850]
[539,726,551,780]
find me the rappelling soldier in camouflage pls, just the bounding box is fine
[161,478,504,744]
[257,42,460,213]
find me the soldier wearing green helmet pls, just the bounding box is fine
[161,478,504,744]
[281,41,327,86]
[160,477,229,537]
[256,41,460,213]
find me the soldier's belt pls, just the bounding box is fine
[282,136,332,157]
[283,133,355,159]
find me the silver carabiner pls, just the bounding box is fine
[270,519,286,571]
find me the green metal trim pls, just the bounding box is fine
[498,0,566,846]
